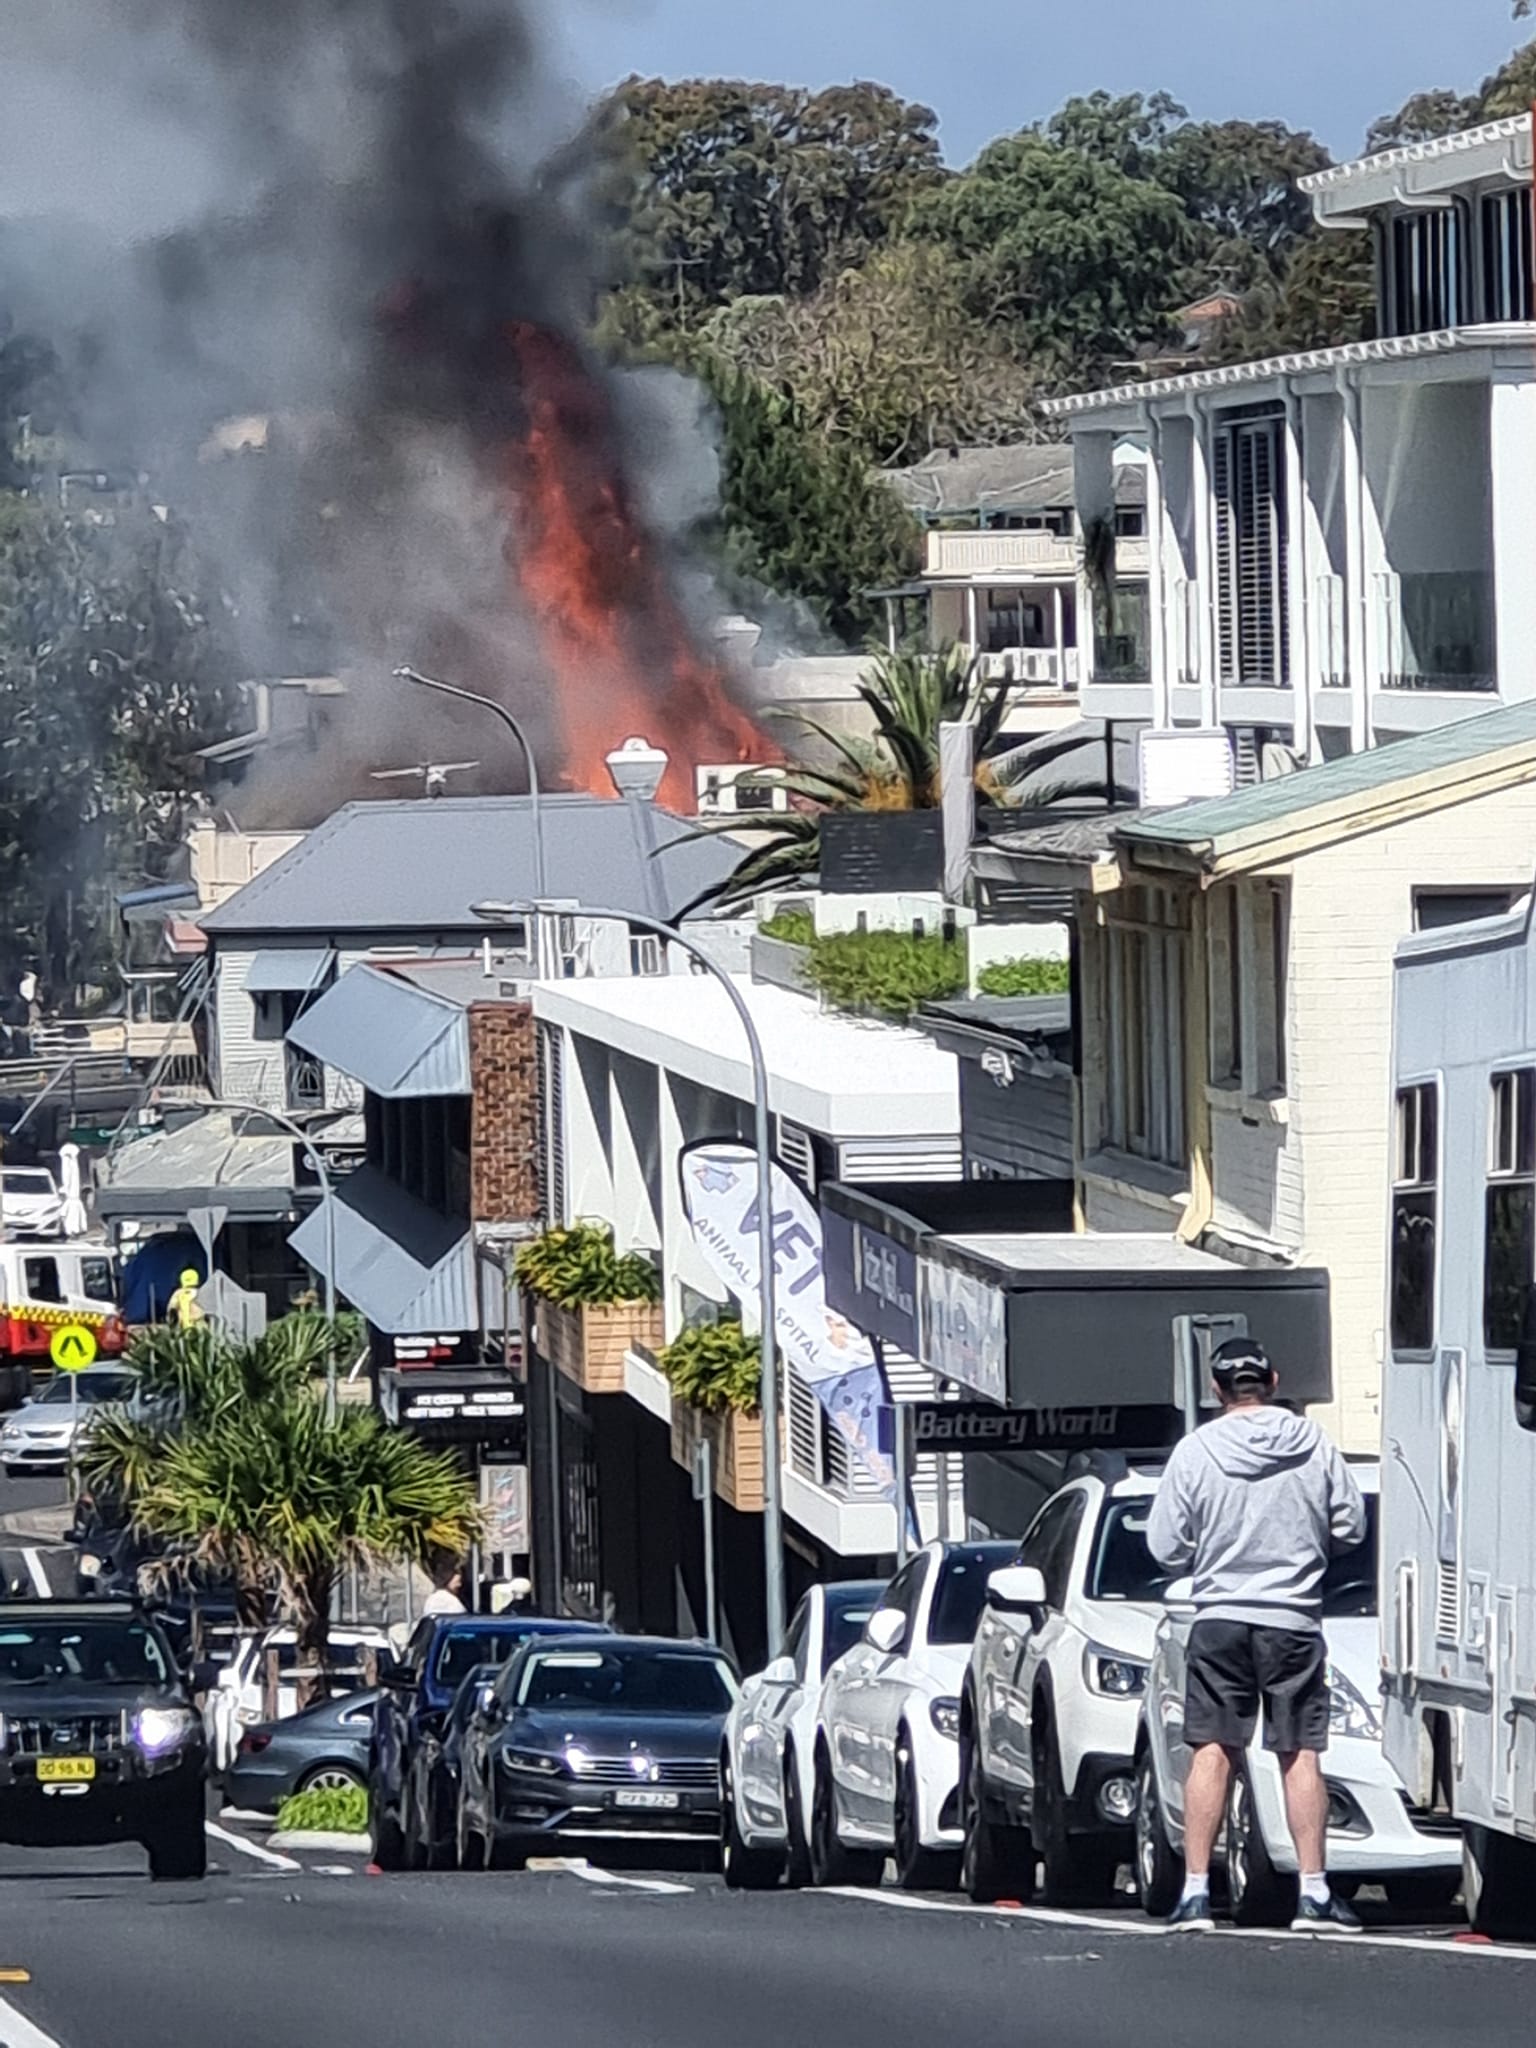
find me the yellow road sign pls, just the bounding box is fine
[49,1324,97,1372]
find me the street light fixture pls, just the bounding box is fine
[393,667,547,900]
[159,1096,341,1419]
[474,895,788,1655]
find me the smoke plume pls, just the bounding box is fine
[0,0,764,819]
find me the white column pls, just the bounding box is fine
[1189,401,1218,728]
[1144,410,1170,729]
[1489,377,1536,704]
[1052,583,1066,690]
[1073,430,1117,688]
[1282,382,1313,762]
[965,584,980,658]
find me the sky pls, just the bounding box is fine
[551,0,1528,166]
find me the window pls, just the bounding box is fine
[1480,191,1534,323]
[782,1600,811,1685]
[1212,409,1289,688]
[928,1543,1016,1646]
[821,1591,880,1674]
[1206,881,1288,1098]
[1019,1491,1087,1611]
[1485,1069,1536,1352]
[1087,1499,1176,1602]
[1414,889,1520,932]
[1392,1083,1439,1352]
[79,1257,116,1305]
[23,1257,62,1305]
[872,1556,927,1654]
[1103,888,1188,1167]
[1388,205,1466,335]
[1114,507,1146,538]
[1209,886,1243,1086]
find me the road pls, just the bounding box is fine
[0,1470,75,1598]
[0,1835,1525,2048]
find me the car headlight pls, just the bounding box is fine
[133,1707,197,1757]
[1326,1664,1382,1743]
[1085,1647,1148,1698]
[501,1747,561,1776]
[929,1697,961,1740]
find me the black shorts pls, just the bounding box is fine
[1184,1618,1330,1754]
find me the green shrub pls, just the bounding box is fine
[803,926,966,1020]
[660,1320,761,1417]
[976,957,1071,998]
[276,1782,368,1836]
[758,908,815,946]
[514,1222,661,1310]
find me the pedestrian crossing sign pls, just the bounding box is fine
[50,1325,98,1372]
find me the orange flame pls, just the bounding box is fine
[505,323,770,811]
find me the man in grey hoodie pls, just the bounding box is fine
[1147,1336,1367,1934]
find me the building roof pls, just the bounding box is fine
[1299,114,1531,208]
[95,1111,299,1222]
[943,1231,1231,1277]
[880,443,1146,518]
[532,974,959,1139]
[1115,700,1536,875]
[287,964,475,1098]
[289,1167,481,1334]
[199,795,740,939]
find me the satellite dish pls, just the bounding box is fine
[369,762,481,798]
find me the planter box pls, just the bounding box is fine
[537,1299,664,1396]
[670,1402,767,1515]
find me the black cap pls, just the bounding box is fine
[1211,1337,1274,1393]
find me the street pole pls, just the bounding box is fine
[394,667,547,900]
[474,897,788,1655]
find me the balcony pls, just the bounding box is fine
[925,530,1149,583]
[1378,570,1497,694]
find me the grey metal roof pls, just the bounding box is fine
[289,1167,478,1333]
[880,444,1147,519]
[1116,700,1536,857]
[287,965,471,1098]
[96,1112,298,1222]
[244,947,336,994]
[986,810,1140,864]
[920,995,1072,1040]
[199,795,740,938]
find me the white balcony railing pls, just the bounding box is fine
[925,530,1076,577]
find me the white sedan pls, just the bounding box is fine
[721,1578,885,1889]
[811,1541,1015,1891]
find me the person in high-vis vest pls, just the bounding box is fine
[167,1270,205,1329]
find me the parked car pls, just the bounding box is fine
[1133,1466,1463,1925]
[721,1578,885,1889]
[368,1613,606,1870]
[455,1634,738,1870]
[960,1460,1168,1905]
[224,1688,379,1815]
[0,1168,64,1240]
[401,1664,502,1869]
[0,1598,206,1879]
[205,1626,389,1773]
[0,1367,144,1477]
[811,1540,1015,1891]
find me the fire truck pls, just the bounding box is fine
[0,1244,127,1407]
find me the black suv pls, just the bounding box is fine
[0,1600,206,1879]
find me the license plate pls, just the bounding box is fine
[37,1757,94,1784]
[613,1787,679,1811]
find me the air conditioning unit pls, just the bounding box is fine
[533,907,630,981]
[980,651,1012,683]
[695,764,789,818]
[1020,650,1056,686]
[630,934,665,976]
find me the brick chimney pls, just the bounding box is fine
[468,1001,539,1225]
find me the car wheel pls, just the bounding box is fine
[1464,1824,1536,1940]
[147,1802,207,1882]
[959,1730,1035,1905]
[721,1754,782,1891]
[1032,1710,1120,1908]
[1133,1747,1184,1918]
[368,1782,406,1872]
[298,1763,366,1795]
[809,1747,883,1889]
[486,1828,527,1873]
[423,1774,455,1872]
[782,1748,812,1891]
[1225,1763,1295,1928]
[893,1735,959,1893]
[1384,1869,1462,1917]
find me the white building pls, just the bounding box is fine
[1043,114,1536,770]
[531,970,965,1561]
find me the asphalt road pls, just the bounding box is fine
[0,1470,75,1599]
[0,1833,1524,2048]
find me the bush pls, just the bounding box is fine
[976,957,1071,998]
[660,1320,761,1417]
[803,926,966,1020]
[514,1222,661,1310]
[276,1783,368,1837]
[758,908,815,946]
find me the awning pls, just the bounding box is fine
[116,882,199,926]
[244,948,336,995]
[286,964,470,1098]
[96,1111,300,1224]
[289,1166,485,1334]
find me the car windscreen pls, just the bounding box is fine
[1322,1495,1379,1619]
[515,1646,737,1715]
[823,1596,880,1670]
[1087,1498,1176,1602]
[433,1627,540,1691]
[2,1172,53,1193]
[38,1374,136,1407]
[0,1619,170,1687]
[928,1545,1017,1646]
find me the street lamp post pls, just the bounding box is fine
[161,1096,340,1418]
[393,667,547,900]
[474,896,788,1657]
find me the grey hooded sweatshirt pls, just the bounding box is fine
[1146,1406,1367,1632]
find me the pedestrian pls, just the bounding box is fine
[1146,1336,1367,1934]
[167,1269,205,1329]
[421,1564,467,1617]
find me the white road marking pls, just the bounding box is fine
[821,1886,1536,1962]
[20,1550,49,1599]
[546,1857,692,1896]
[204,1821,302,1873]
[0,1988,66,2048]
[307,1865,358,1878]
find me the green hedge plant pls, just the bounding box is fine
[976,957,1071,998]
[803,926,966,1020]
[660,1320,761,1417]
[276,1783,368,1836]
[514,1222,661,1310]
[758,907,815,946]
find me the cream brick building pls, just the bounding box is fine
[977,701,1536,1449]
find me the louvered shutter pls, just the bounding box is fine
[537,1023,566,1226]
[1215,414,1288,689]
[1212,428,1237,686]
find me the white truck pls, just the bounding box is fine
[1385,897,1536,1936]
